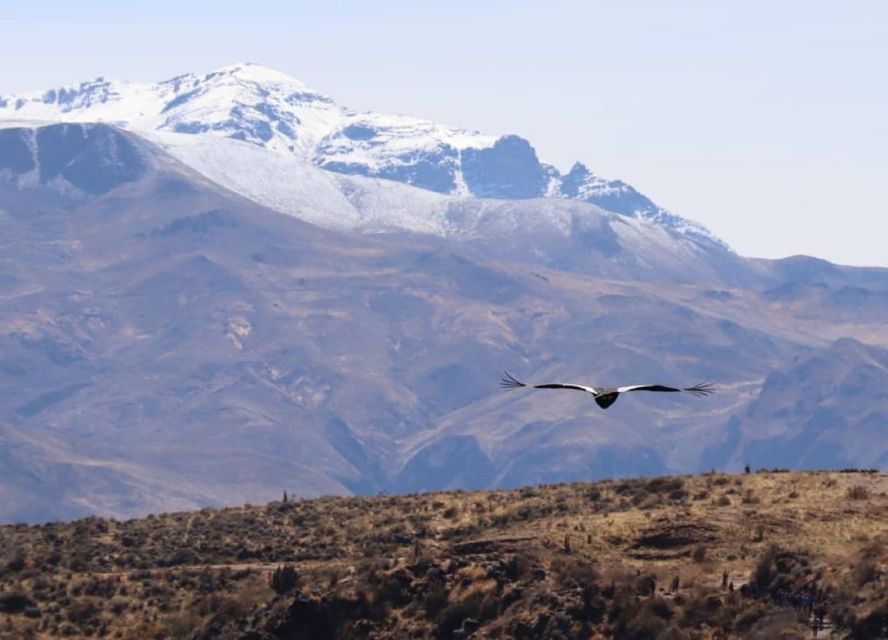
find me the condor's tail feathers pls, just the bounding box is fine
[500,371,527,390]
[684,382,716,397]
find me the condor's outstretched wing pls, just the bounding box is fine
[501,371,597,394]
[616,382,716,397]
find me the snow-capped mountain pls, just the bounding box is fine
[0,121,742,283]
[0,65,342,157]
[0,63,722,247]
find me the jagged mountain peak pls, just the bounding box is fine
[1,63,325,111]
[0,64,726,248]
[157,62,334,106]
[1,75,128,116]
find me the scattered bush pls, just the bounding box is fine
[551,557,598,588]
[0,592,36,614]
[644,477,685,494]
[423,585,449,618]
[3,553,26,574]
[1,472,886,639]
[435,592,484,637]
[269,564,299,594]
[847,485,870,500]
[753,524,766,542]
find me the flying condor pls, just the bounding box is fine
[500,371,715,409]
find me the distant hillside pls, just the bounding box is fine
[1,471,887,638]
[1,122,888,523]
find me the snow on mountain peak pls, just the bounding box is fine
[0,64,727,249]
[162,62,333,106]
[208,62,314,87]
[0,75,131,120]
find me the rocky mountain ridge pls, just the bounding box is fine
[0,63,720,246]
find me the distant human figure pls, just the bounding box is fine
[722,570,729,588]
[671,575,680,594]
[729,581,734,592]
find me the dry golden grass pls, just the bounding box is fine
[1,470,887,638]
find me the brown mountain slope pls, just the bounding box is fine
[2,122,888,524]
[1,471,887,638]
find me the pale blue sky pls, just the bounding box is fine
[2,0,886,266]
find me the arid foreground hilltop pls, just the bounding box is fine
[1,471,887,639]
